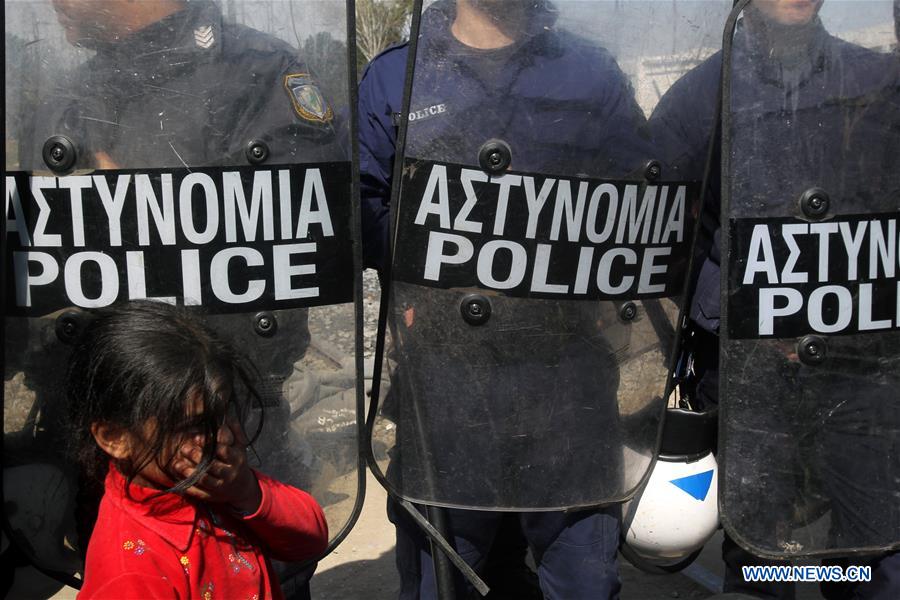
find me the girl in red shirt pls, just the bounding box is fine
[67,301,328,599]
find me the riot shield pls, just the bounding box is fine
[3,0,364,582]
[720,0,900,557]
[371,0,730,510]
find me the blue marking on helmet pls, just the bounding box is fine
[669,470,714,501]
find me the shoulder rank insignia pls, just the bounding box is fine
[194,25,215,49]
[283,73,333,124]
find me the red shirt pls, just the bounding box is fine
[78,466,328,599]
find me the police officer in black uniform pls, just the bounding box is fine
[650,0,900,597]
[360,1,656,598]
[37,0,343,170]
[40,0,344,406]
[5,1,346,596]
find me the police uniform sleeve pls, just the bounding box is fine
[689,227,722,334]
[357,49,406,273]
[214,30,347,166]
[649,55,725,334]
[246,65,344,164]
[583,46,653,176]
[648,53,721,185]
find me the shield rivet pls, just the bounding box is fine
[619,302,638,322]
[798,335,826,366]
[42,136,77,173]
[460,294,491,326]
[253,311,278,337]
[478,139,511,174]
[246,140,270,164]
[799,188,830,220]
[55,310,86,345]
[644,160,662,182]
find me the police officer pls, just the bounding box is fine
[23,0,343,370]
[359,0,652,598]
[650,0,900,597]
[36,0,343,170]
[6,1,348,596]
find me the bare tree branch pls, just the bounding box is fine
[356,0,413,69]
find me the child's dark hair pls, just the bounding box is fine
[67,300,264,495]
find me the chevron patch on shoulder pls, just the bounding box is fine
[194,25,215,49]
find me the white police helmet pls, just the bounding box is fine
[620,407,719,572]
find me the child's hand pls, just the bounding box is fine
[173,420,262,514]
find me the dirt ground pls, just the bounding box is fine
[310,471,401,599]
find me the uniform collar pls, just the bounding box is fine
[104,464,200,553]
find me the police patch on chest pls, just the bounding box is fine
[283,73,333,124]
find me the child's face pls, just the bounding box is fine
[133,419,241,491]
[91,386,243,490]
[90,418,182,489]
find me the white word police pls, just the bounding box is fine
[412,164,689,297]
[5,167,336,309]
[742,217,900,336]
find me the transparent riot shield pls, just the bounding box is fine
[3,0,363,582]
[720,0,900,557]
[370,0,731,510]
